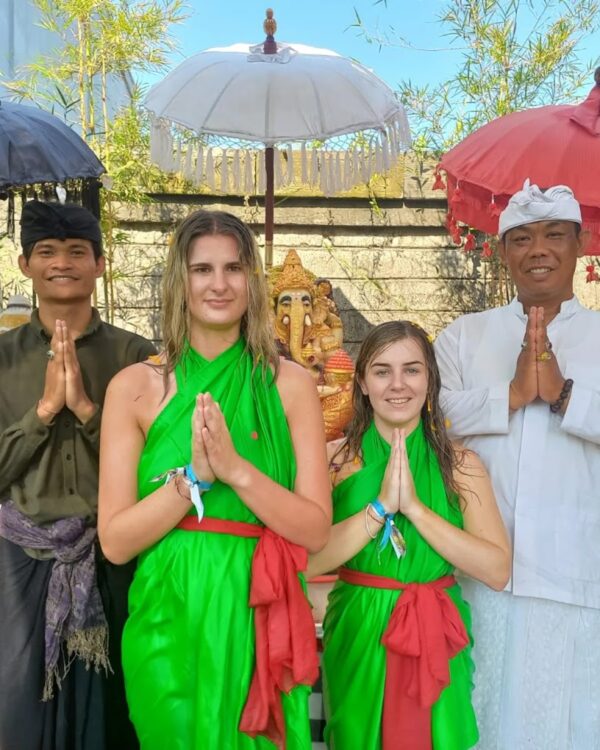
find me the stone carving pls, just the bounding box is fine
[268,250,354,439]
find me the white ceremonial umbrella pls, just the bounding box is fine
[145,10,410,266]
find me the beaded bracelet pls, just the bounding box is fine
[550,378,573,414]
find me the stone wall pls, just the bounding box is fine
[102,156,600,354]
[2,155,599,354]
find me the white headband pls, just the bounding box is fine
[498,179,581,238]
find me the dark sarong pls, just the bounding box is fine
[0,537,139,750]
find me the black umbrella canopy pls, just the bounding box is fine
[0,100,105,190]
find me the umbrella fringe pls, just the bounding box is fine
[257,152,265,193]
[310,149,319,187]
[220,150,228,193]
[300,144,308,184]
[206,148,215,190]
[195,146,204,186]
[286,146,294,186]
[232,150,241,193]
[244,152,254,195]
[183,145,194,182]
[274,148,284,190]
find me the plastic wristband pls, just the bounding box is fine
[184,464,213,492]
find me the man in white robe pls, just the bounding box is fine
[434,181,600,750]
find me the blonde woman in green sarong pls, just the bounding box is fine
[308,321,510,750]
[97,209,331,750]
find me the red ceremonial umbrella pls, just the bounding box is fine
[437,69,600,263]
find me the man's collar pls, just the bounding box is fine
[30,308,103,342]
[508,295,581,322]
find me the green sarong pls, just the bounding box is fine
[322,421,478,749]
[122,339,312,749]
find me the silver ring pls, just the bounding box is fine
[46,349,55,361]
[520,341,528,350]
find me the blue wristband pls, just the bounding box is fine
[185,464,213,491]
[369,499,395,552]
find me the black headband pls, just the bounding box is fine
[20,201,102,250]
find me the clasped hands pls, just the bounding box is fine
[37,320,97,425]
[509,307,566,412]
[378,428,421,520]
[191,393,245,487]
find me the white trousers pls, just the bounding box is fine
[460,579,600,750]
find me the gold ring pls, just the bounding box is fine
[536,351,552,362]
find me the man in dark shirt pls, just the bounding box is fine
[0,201,156,750]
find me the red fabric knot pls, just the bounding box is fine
[176,517,318,749]
[339,568,469,750]
[239,528,319,749]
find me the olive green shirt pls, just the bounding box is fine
[0,309,156,526]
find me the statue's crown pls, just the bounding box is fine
[270,249,316,297]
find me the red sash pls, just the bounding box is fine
[339,567,469,750]
[177,516,319,749]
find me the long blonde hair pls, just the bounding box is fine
[161,209,279,379]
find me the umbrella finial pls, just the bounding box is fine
[595,66,600,86]
[263,8,277,55]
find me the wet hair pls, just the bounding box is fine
[161,209,279,380]
[335,320,461,500]
[22,239,103,261]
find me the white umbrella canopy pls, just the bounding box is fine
[146,42,407,145]
[145,11,411,265]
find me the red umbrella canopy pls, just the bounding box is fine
[438,73,600,256]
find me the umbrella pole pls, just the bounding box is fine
[265,146,274,268]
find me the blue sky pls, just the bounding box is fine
[140,0,600,95]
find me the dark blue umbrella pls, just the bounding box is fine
[0,99,105,190]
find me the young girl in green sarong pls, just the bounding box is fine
[308,321,510,750]
[98,209,331,750]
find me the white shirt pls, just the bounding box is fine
[435,296,600,610]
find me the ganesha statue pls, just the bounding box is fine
[268,249,354,439]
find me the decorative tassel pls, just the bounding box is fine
[310,148,318,186]
[488,197,502,217]
[481,241,493,258]
[586,263,600,282]
[286,145,294,185]
[258,151,265,193]
[374,145,383,175]
[335,152,343,193]
[301,143,308,184]
[183,146,194,181]
[220,150,228,193]
[320,154,329,196]
[244,152,254,194]
[450,184,464,207]
[172,140,182,174]
[206,148,215,190]
[195,146,204,186]
[381,135,391,171]
[464,232,476,252]
[432,166,446,191]
[232,150,241,193]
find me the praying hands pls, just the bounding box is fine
[509,306,570,413]
[37,319,97,425]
